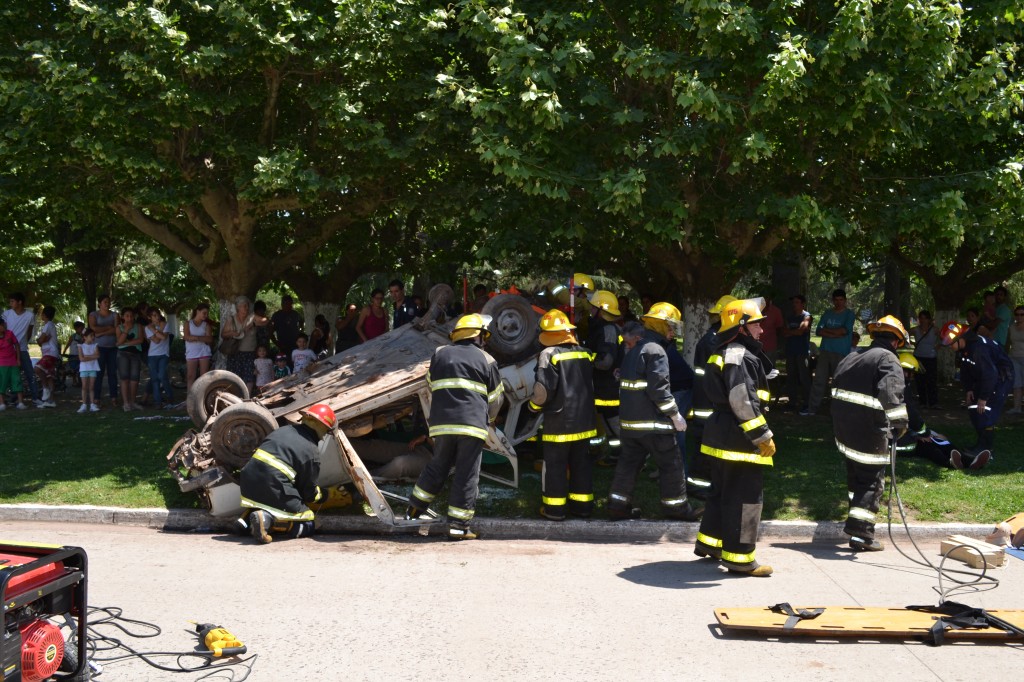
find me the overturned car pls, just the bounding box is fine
[166,289,545,522]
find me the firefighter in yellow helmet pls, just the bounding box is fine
[607,304,702,522]
[586,290,624,456]
[528,310,597,519]
[830,314,909,552]
[686,294,737,499]
[695,298,775,576]
[406,314,505,540]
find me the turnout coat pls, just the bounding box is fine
[831,342,908,466]
[240,423,322,521]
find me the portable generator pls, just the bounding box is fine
[1,542,88,682]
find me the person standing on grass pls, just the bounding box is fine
[910,310,939,409]
[831,315,909,553]
[77,328,100,412]
[34,305,60,408]
[4,292,39,403]
[63,320,85,388]
[89,294,120,407]
[116,307,145,411]
[184,302,213,391]
[1007,305,1024,415]
[0,317,29,410]
[146,308,173,409]
[802,288,855,416]
[270,295,302,359]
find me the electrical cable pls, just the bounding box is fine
[63,606,258,681]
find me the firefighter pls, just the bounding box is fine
[831,315,909,552]
[895,352,989,470]
[686,294,737,498]
[406,313,504,540]
[586,289,624,460]
[238,403,336,544]
[940,318,1013,460]
[529,309,597,520]
[694,298,776,576]
[607,304,702,522]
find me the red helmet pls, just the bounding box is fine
[301,403,336,430]
[939,320,966,346]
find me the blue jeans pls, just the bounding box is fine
[94,346,119,402]
[148,354,173,405]
[19,350,38,400]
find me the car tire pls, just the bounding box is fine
[208,402,279,469]
[187,370,249,429]
[481,294,541,363]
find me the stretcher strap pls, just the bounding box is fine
[769,602,824,630]
[910,602,1024,646]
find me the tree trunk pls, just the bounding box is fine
[72,247,118,313]
[213,298,233,370]
[301,301,340,355]
[680,299,714,366]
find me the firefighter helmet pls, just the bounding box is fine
[300,403,336,432]
[708,295,737,314]
[573,273,595,292]
[939,320,966,346]
[897,351,921,373]
[867,315,908,348]
[588,290,621,317]
[643,302,682,323]
[539,309,576,332]
[450,313,492,342]
[719,297,766,332]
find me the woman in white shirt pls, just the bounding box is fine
[184,302,213,391]
[146,308,174,408]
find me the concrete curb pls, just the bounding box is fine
[0,504,995,544]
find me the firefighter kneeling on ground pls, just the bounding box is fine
[694,297,776,577]
[529,309,597,520]
[831,315,909,553]
[237,403,336,544]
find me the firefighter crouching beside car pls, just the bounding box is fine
[607,304,702,522]
[587,289,624,459]
[694,298,776,577]
[831,315,909,553]
[238,403,336,544]
[406,313,504,540]
[529,309,597,520]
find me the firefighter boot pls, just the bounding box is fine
[607,498,642,521]
[724,560,773,577]
[286,521,316,538]
[248,510,273,544]
[539,505,566,521]
[694,542,722,560]
[232,513,249,535]
[849,536,884,552]
[448,521,478,541]
[663,500,704,522]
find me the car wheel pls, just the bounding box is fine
[187,370,249,429]
[208,402,279,469]
[481,293,542,363]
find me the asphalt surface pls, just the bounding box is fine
[2,514,1023,681]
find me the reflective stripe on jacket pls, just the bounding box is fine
[531,344,597,441]
[427,341,504,441]
[831,341,906,465]
[239,423,322,519]
[619,329,678,434]
[700,334,773,466]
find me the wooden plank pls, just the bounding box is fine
[715,606,1024,639]
[940,534,1005,569]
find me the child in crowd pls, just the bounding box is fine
[291,333,317,373]
[78,328,100,412]
[254,345,273,392]
[273,353,291,380]
[0,317,29,410]
[146,308,173,409]
[63,320,85,387]
[34,305,60,407]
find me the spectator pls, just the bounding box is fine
[355,289,388,342]
[982,290,997,323]
[33,305,60,408]
[254,345,273,392]
[146,308,173,409]
[291,333,317,373]
[759,294,785,362]
[910,310,939,408]
[802,288,855,416]
[1007,305,1024,415]
[252,300,272,352]
[88,293,119,407]
[618,295,637,322]
[63,320,85,387]
[993,286,1012,346]
[273,353,291,380]
[783,294,812,412]
[470,284,489,313]
[308,313,332,358]
[334,303,359,353]
[222,296,258,394]
[77,327,100,412]
[965,307,982,332]
[4,292,39,403]
[0,316,29,410]
[184,302,214,391]
[389,279,419,329]
[270,295,302,358]
[116,307,145,411]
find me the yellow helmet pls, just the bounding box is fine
[573,273,594,292]
[897,351,921,373]
[708,295,737,314]
[643,302,681,323]
[588,290,621,318]
[867,314,908,348]
[450,313,492,342]
[539,308,576,333]
[719,297,766,332]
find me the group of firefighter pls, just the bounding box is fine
[233,279,1013,579]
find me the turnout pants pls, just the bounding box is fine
[901,438,955,468]
[610,432,686,514]
[968,380,1009,452]
[696,458,764,569]
[844,459,886,541]
[409,435,484,526]
[686,422,713,496]
[542,440,594,518]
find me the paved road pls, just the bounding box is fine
[3,521,1022,681]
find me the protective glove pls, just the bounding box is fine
[312,486,323,504]
[892,421,908,440]
[766,369,780,380]
[670,412,687,432]
[757,438,776,458]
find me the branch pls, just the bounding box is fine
[261,66,281,148]
[109,199,205,273]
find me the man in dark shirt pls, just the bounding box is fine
[783,294,813,412]
[389,279,419,329]
[270,295,302,359]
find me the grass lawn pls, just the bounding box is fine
[3,384,1023,523]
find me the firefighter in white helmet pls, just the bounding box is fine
[830,314,909,552]
[529,310,597,520]
[406,314,504,540]
[694,298,775,576]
